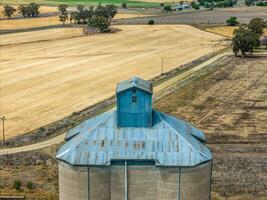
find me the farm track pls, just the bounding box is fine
[0,50,234,155]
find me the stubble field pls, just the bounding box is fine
[0,5,58,18]
[0,24,225,138]
[205,26,267,37]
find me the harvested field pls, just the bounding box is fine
[0,16,63,30]
[0,28,84,45]
[155,55,267,199]
[205,26,267,37]
[0,13,150,30]
[115,7,267,25]
[0,25,225,138]
[0,5,58,18]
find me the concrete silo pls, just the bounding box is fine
[56,76,212,200]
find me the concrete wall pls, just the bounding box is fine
[58,162,89,200]
[58,161,211,200]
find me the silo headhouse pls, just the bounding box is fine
[56,76,213,200]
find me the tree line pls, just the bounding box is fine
[58,4,118,32]
[2,3,40,18]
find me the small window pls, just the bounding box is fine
[132,89,136,93]
[132,96,137,103]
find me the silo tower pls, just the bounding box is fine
[56,76,213,200]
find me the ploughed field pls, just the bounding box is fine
[0,25,224,138]
[155,55,267,199]
[115,7,267,25]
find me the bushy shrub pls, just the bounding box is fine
[13,180,22,190]
[26,181,35,190]
[163,5,172,12]
[191,2,200,9]
[148,19,155,25]
[121,2,127,9]
[226,16,239,26]
[2,5,16,18]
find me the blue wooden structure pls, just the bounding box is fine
[116,77,152,127]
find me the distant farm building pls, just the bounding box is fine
[174,4,191,10]
[56,77,213,200]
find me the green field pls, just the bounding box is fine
[0,0,160,8]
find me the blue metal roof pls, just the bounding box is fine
[116,76,153,94]
[56,109,212,167]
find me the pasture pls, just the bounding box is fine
[0,25,225,138]
[0,0,159,7]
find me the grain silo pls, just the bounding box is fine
[56,76,212,200]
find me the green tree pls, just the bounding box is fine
[148,19,155,25]
[2,5,16,18]
[58,4,68,15]
[232,24,260,57]
[121,2,128,9]
[88,5,118,32]
[191,2,200,9]
[88,16,110,32]
[77,4,85,13]
[18,5,28,18]
[27,3,40,17]
[13,180,22,190]
[163,5,172,12]
[226,16,239,26]
[26,181,35,190]
[58,4,68,26]
[248,17,266,35]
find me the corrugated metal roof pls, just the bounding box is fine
[56,109,212,167]
[116,76,153,94]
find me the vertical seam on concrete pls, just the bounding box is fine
[209,161,213,200]
[110,166,111,200]
[88,167,90,200]
[178,167,181,200]
[125,161,128,200]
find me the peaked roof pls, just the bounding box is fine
[56,109,212,167]
[116,76,153,94]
